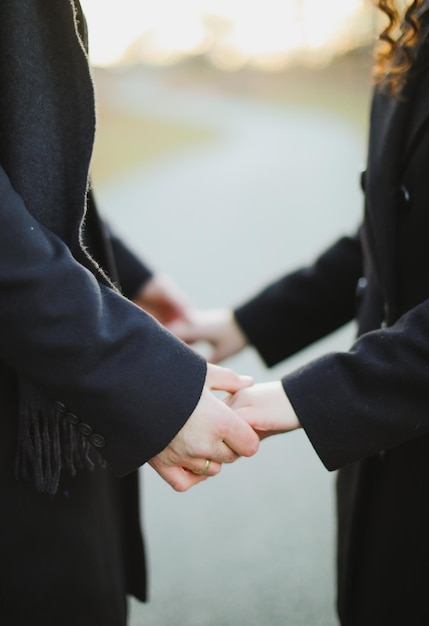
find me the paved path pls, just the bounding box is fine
[95,67,365,626]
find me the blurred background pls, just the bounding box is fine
[81,1,376,624]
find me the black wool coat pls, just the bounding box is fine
[0,2,206,625]
[235,31,429,626]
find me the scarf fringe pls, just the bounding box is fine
[15,380,101,495]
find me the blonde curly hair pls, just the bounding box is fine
[373,0,425,94]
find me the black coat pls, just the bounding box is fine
[235,29,429,626]
[0,2,206,624]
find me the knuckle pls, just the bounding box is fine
[244,436,260,457]
[185,434,206,458]
[222,449,238,464]
[216,414,232,439]
[190,440,211,460]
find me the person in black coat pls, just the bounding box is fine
[170,1,429,624]
[0,2,260,625]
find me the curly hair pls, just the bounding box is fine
[373,0,425,95]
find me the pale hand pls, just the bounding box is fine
[149,363,259,491]
[167,308,248,363]
[225,381,301,440]
[133,274,192,325]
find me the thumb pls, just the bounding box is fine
[206,363,253,394]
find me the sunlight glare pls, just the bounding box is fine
[80,0,369,68]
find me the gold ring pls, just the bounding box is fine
[194,459,211,475]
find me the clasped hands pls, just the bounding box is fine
[149,363,300,491]
[135,278,300,491]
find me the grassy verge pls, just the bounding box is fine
[91,106,215,185]
[162,49,374,130]
[90,50,373,184]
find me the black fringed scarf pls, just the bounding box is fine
[0,0,113,494]
[15,386,98,493]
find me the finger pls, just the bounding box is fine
[194,391,259,459]
[223,392,234,408]
[221,410,260,458]
[232,404,288,442]
[206,363,253,394]
[233,405,259,428]
[203,441,240,465]
[177,424,240,464]
[188,392,255,462]
[149,460,208,492]
[223,389,255,417]
[183,459,222,477]
[167,468,208,492]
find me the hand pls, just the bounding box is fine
[133,274,192,325]
[225,382,301,440]
[167,308,248,363]
[149,363,259,491]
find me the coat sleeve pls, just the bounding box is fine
[284,301,429,470]
[234,233,363,366]
[0,167,206,477]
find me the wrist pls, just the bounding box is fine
[280,381,301,431]
[227,310,248,351]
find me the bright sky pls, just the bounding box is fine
[80,0,371,68]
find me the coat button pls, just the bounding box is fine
[64,412,79,425]
[78,423,93,436]
[355,276,367,300]
[90,433,106,448]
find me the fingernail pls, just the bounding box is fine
[239,375,253,383]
